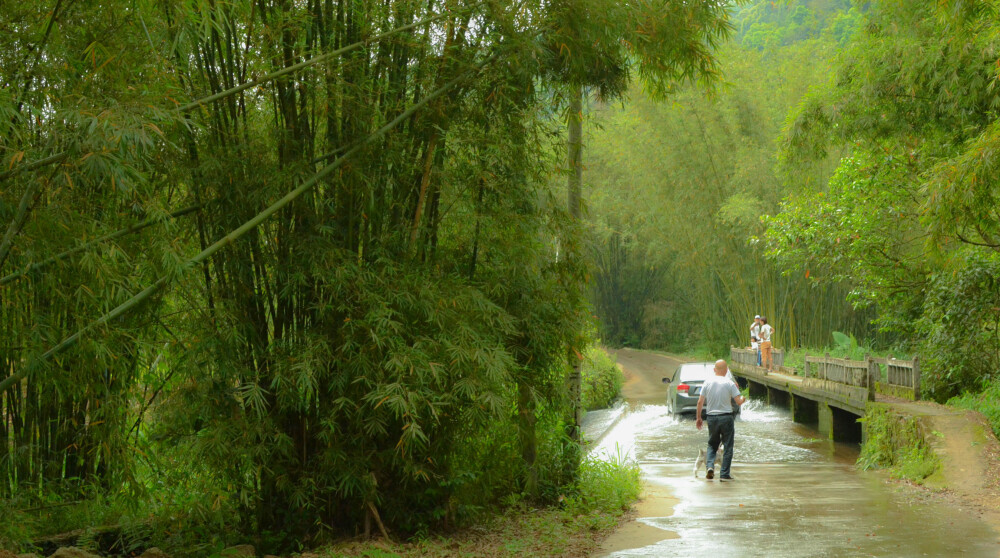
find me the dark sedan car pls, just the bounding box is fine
[662,362,740,415]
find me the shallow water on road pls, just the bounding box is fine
[587,400,1000,557]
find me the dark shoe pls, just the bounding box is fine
[706,469,714,479]
[719,475,735,482]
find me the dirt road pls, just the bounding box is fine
[609,348,684,404]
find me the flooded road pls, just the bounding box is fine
[586,349,1000,557]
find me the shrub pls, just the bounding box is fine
[581,346,624,410]
[917,250,1000,400]
[858,405,939,483]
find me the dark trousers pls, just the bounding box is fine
[706,413,736,478]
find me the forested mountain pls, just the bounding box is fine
[733,0,860,48]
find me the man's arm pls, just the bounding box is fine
[731,384,746,406]
[696,394,705,430]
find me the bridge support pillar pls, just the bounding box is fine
[818,402,834,440]
[817,403,864,443]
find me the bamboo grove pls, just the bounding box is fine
[0,0,734,550]
[584,1,883,352]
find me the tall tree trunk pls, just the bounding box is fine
[566,83,583,443]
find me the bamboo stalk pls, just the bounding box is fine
[176,6,477,114]
[409,131,439,250]
[0,152,69,182]
[0,178,42,272]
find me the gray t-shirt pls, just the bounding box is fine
[701,375,741,415]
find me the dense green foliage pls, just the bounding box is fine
[0,0,734,553]
[321,450,642,557]
[580,347,623,411]
[12,0,1000,551]
[733,0,861,49]
[765,0,1000,400]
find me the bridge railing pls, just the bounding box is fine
[730,346,784,368]
[872,356,921,401]
[803,354,870,388]
[801,354,922,401]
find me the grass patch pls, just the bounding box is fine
[315,449,642,558]
[563,448,641,528]
[948,379,1000,440]
[858,404,939,483]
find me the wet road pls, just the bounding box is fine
[586,349,1000,558]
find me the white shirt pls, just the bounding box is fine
[760,324,772,342]
[702,375,741,415]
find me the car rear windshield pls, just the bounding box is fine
[677,364,715,383]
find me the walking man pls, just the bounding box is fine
[696,360,746,481]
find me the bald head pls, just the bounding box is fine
[714,359,728,376]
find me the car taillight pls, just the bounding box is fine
[677,383,690,392]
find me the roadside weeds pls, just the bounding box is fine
[307,504,634,558]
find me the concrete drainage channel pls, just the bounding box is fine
[582,399,630,452]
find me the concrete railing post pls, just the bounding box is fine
[864,354,876,401]
[913,356,921,401]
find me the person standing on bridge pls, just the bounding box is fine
[750,315,762,366]
[760,317,774,371]
[696,360,746,481]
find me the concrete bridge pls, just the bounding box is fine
[728,348,921,443]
